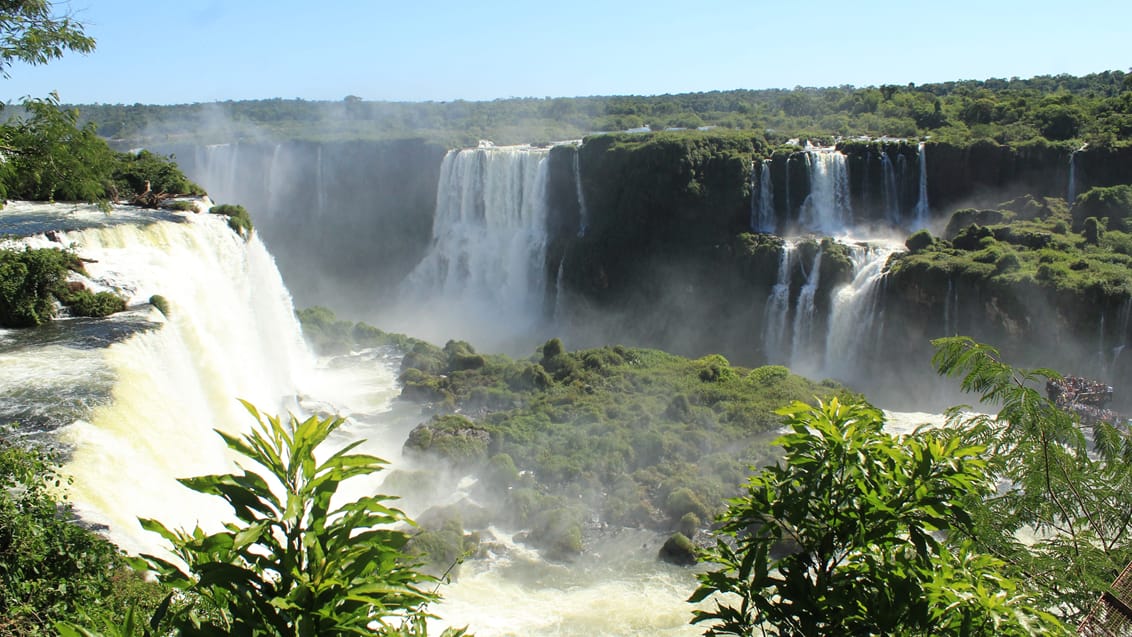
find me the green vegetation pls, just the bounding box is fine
[0,247,129,327]
[208,203,253,238]
[75,71,1132,148]
[295,305,420,355]
[934,337,1132,622]
[888,191,1132,308]
[309,322,848,560]
[148,294,169,317]
[0,1,94,79]
[0,93,203,207]
[691,397,1067,636]
[0,433,167,635]
[101,403,467,636]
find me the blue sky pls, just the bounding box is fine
[5,0,1130,105]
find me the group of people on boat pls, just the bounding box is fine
[1046,375,1121,425]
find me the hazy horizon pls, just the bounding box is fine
[4,0,1129,106]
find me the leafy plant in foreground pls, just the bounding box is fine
[118,402,466,636]
[933,336,1132,622]
[691,397,1065,636]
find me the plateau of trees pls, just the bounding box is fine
[73,70,1132,148]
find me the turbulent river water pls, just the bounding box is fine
[0,202,951,635]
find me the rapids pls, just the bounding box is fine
[0,202,708,636]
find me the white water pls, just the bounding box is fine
[913,142,929,229]
[789,250,823,374]
[1067,144,1086,203]
[400,144,551,352]
[751,159,775,233]
[2,205,312,554]
[762,243,794,363]
[573,149,590,237]
[881,150,901,225]
[824,243,897,380]
[798,146,851,234]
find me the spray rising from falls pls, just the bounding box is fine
[400,144,551,350]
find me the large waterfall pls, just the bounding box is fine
[2,202,703,636]
[2,203,311,554]
[762,243,795,362]
[798,146,852,233]
[399,144,552,352]
[913,142,929,228]
[751,159,775,233]
[824,243,897,380]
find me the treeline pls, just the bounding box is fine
[0,93,203,206]
[71,70,1132,148]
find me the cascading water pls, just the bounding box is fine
[798,145,851,234]
[400,144,552,351]
[943,276,960,336]
[1113,297,1132,367]
[751,159,775,233]
[3,202,702,636]
[574,149,590,237]
[881,151,901,225]
[1,203,312,554]
[789,250,823,374]
[1068,143,1086,203]
[824,243,897,380]
[762,243,795,363]
[913,142,929,229]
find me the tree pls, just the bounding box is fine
[690,397,1065,636]
[125,402,467,636]
[0,431,165,634]
[933,336,1132,622]
[0,0,94,78]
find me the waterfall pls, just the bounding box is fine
[943,277,959,336]
[3,205,312,554]
[194,144,241,202]
[824,244,895,380]
[798,146,851,233]
[913,142,929,229]
[1067,144,1087,204]
[783,156,792,221]
[880,150,901,225]
[751,159,775,233]
[401,145,551,350]
[762,243,794,363]
[789,249,823,374]
[553,256,567,325]
[315,144,328,215]
[1113,297,1132,367]
[573,149,589,237]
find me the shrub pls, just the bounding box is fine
[209,203,254,238]
[1,434,166,632]
[1084,216,1104,245]
[149,294,170,317]
[128,404,466,636]
[905,229,935,253]
[60,289,127,317]
[0,247,82,327]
